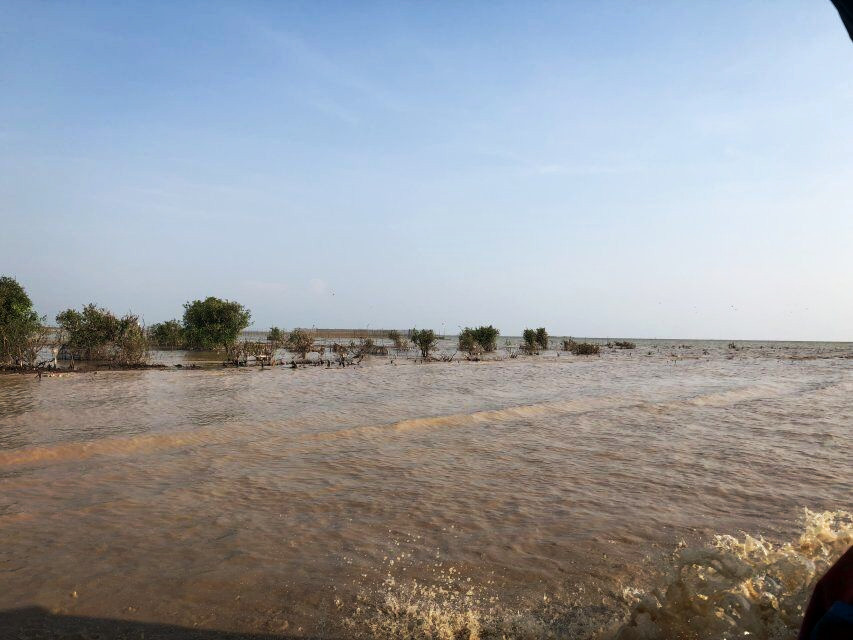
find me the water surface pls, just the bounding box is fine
[1,341,851,637]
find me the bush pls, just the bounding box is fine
[286,328,314,359]
[0,276,47,367]
[614,340,636,350]
[522,328,540,354]
[458,328,483,357]
[561,338,577,351]
[182,297,251,352]
[387,330,409,351]
[410,328,437,358]
[56,304,148,365]
[522,327,549,353]
[463,325,500,352]
[571,342,600,356]
[149,319,185,349]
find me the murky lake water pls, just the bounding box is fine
[1,341,851,638]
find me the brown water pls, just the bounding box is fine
[1,342,851,638]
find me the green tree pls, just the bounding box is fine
[458,328,481,356]
[410,328,437,358]
[267,326,284,344]
[469,325,499,352]
[535,327,549,350]
[286,328,314,359]
[149,319,185,349]
[522,328,540,354]
[0,276,46,367]
[182,297,251,351]
[55,303,148,364]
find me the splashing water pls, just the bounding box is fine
[345,510,852,640]
[345,571,613,640]
[343,535,615,640]
[615,509,853,640]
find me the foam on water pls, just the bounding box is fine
[616,509,852,640]
[345,510,852,640]
[345,552,613,640]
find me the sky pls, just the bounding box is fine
[1,1,852,340]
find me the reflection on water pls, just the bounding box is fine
[0,341,851,638]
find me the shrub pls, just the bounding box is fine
[56,304,148,365]
[267,326,284,344]
[561,338,577,352]
[0,276,47,367]
[114,320,149,365]
[286,328,314,359]
[182,297,251,352]
[535,327,549,350]
[522,328,540,354]
[235,340,274,364]
[466,325,500,352]
[410,328,437,358]
[614,340,636,350]
[571,342,600,356]
[149,319,185,349]
[458,329,483,357]
[388,330,409,351]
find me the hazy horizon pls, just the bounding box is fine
[3,1,852,341]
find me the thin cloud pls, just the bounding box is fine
[249,22,406,114]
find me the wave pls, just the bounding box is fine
[686,384,787,407]
[0,380,836,467]
[0,427,225,467]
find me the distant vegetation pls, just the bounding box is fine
[266,326,285,355]
[182,297,251,353]
[56,304,148,365]
[522,327,549,354]
[522,329,538,353]
[560,338,600,355]
[1,274,638,373]
[0,276,48,368]
[571,342,600,356]
[387,329,409,351]
[286,328,315,359]
[458,325,499,357]
[410,328,438,358]
[148,319,185,349]
[458,330,480,357]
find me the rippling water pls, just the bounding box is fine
[1,341,851,638]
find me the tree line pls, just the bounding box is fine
[1,275,608,370]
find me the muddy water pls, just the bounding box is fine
[0,343,851,638]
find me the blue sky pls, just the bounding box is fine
[2,1,851,339]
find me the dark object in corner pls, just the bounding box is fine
[798,545,853,639]
[832,0,853,41]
